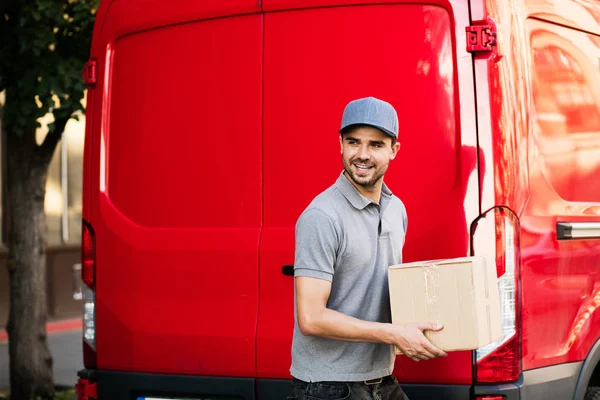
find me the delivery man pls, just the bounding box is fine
[289,97,447,400]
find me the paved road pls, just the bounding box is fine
[0,330,83,390]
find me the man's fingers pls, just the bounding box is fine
[422,340,448,358]
[396,325,448,362]
[416,346,436,360]
[401,343,436,361]
[403,346,442,361]
[417,322,443,332]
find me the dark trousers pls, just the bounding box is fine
[288,375,409,400]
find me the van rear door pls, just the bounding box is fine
[88,6,263,376]
[257,0,480,387]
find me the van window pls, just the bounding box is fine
[106,16,262,228]
[530,21,600,202]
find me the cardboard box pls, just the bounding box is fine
[388,256,502,353]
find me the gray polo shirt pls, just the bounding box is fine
[291,172,408,382]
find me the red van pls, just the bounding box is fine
[76,0,600,399]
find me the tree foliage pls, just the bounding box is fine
[0,0,97,136]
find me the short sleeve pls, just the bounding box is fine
[294,208,339,282]
[398,199,408,234]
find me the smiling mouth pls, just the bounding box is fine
[354,164,374,173]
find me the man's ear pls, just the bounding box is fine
[339,135,343,154]
[390,142,401,160]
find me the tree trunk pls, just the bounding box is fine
[5,128,55,400]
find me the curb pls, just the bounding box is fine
[0,317,82,344]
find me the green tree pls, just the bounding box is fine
[0,0,97,398]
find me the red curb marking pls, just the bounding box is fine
[0,318,81,342]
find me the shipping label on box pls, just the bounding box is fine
[388,256,502,353]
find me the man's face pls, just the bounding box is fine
[340,126,401,189]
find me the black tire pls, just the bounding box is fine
[585,387,600,400]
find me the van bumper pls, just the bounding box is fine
[77,369,256,400]
[403,361,583,400]
[77,362,582,400]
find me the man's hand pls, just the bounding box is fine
[295,276,449,362]
[388,323,448,362]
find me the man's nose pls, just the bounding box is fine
[357,145,370,160]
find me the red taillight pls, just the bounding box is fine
[83,340,97,369]
[81,219,97,369]
[474,397,503,400]
[82,221,95,289]
[494,212,507,277]
[475,335,520,382]
[471,207,521,383]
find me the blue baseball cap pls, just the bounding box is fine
[339,96,399,139]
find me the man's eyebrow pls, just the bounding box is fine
[344,136,359,141]
[369,140,386,145]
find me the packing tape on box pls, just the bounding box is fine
[394,263,443,356]
[423,263,442,327]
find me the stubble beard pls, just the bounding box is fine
[343,159,386,189]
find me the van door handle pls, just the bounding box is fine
[282,265,294,276]
[557,222,600,240]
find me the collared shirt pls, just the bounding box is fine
[290,172,408,382]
